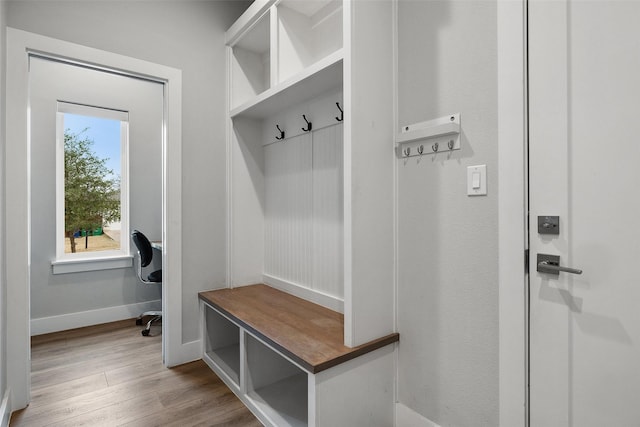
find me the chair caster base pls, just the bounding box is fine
[141,329,150,336]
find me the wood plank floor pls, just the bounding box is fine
[10,319,262,427]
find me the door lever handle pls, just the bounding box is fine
[536,254,583,275]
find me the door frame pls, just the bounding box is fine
[5,28,184,411]
[497,0,528,426]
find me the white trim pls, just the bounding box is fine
[6,28,184,410]
[51,255,132,274]
[30,300,161,336]
[391,0,399,414]
[395,402,440,427]
[262,274,344,313]
[497,1,528,426]
[0,389,10,427]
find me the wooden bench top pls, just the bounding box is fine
[199,284,399,374]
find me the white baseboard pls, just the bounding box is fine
[31,300,162,336]
[262,274,344,313]
[396,402,440,427]
[0,388,10,427]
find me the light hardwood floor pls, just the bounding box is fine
[10,319,262,426]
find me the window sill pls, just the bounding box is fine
[51,255,133,275]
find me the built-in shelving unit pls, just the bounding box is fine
[212,0,397,424]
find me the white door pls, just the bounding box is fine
[529,1,640,425]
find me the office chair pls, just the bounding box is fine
[131,230,162,336]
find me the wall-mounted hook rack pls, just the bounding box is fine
[275,125,285,140]
[396,113,461,158]
[335,102,343,122]
[302,115,312,132]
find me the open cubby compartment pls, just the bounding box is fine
[203,304,241,388]
[245,333,308,427]
[276,0,343,83]
[230,8,272,109]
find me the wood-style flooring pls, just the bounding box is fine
[10,319,262,427]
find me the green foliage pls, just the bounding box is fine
[64,129,120,253]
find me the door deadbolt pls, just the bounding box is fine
[538,216,560,235]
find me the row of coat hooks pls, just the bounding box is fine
[275,102,343,140]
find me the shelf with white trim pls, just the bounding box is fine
[230,50,343,120]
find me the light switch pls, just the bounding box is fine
[472,172,481,189]
[467,165,487,196]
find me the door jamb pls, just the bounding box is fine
[5,28,183,411]
[497,0,528,426]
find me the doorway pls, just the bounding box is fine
[6,28,183,410]
[29,56,163,337]
[528,1,640,425]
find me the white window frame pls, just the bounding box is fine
[53,101,131,274]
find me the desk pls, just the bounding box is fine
[150,241,162,251]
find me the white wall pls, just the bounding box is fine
[7,0,250,342]
[396,1,499,426]
[0,0,7,409]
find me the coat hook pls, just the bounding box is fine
[447,139,454,150]
[432,142,439,152]
[417,145,424,155]
[335,102,344,122]
[403,147,411,157]
[275,125,285,140]
[302,115,312,132]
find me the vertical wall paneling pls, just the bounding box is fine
[264,133,313,286]
[264,122,343,300]
[312,124,344,298]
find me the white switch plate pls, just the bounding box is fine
[467,165,487,196]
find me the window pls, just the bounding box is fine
[54,102,130,272]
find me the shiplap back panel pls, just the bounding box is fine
[312,124,343,298]
[265,133,313,286]
[264,123,343,299]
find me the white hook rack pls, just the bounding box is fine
[396,113,461,158]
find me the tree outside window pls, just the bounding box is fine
[64,129,121,253]
[57,103,129,260]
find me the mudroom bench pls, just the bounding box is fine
[199,284,399,427]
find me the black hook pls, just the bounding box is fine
[301,115,312,132]
[335,102,343,122]
[275,125,285,140]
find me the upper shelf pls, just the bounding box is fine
[230,49,343,120]
[227,0,343,118]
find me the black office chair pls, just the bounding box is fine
[131,230,162,336]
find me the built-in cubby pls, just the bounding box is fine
[246,334,308,427]
[230,8,271,110]
[202,306,240,388]
[276,0,343,83]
